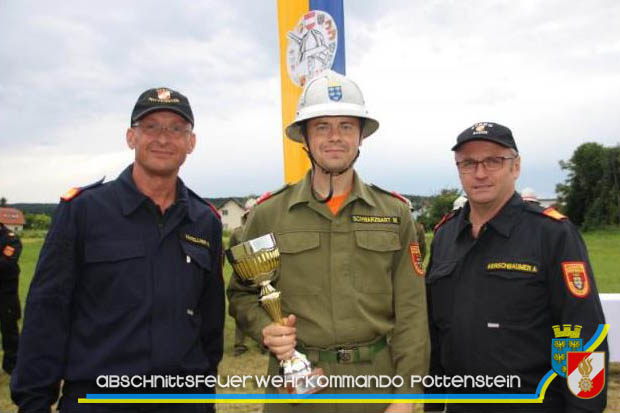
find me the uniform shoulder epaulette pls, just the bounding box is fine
[524,203,568,222]
[370,184,409,205]
[60,177,105,202]
[541,207,568,221]
[256,184,290,205]
[205,201,221,220]
[187,188,221,221]
[434,210,457,232]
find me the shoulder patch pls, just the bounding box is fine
[562,261,590,298]
[434,211,457,233]
[2,245,15,257]
[60,177,105,202]
[370,184,409,205]
[542,207,567,221]
[409,243,425,276]
[257,184,290,205]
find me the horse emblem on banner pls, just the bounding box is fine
[286,10,338,87]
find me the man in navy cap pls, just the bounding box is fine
[425,122,607,412]
[11,87,224,412]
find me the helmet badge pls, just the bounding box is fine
[328,82,342,101]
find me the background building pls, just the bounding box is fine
[0,207,26,232]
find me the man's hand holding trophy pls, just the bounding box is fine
[226,233,325,394]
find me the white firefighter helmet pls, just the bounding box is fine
[285,70,379,143]
[452,195,468,211]
[244,198,257,210]
[521,187,539,203]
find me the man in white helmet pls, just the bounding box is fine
[452,195,468,211]
[228,70,429,412]
[520,187,540,205]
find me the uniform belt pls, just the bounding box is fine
[298,336,387,364]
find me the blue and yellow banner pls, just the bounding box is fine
[277,0,346,183]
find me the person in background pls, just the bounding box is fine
[0,222,22,375]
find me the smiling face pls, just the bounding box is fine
[304,116,361,173]
[455,140,521,209]
[126,111,195,178]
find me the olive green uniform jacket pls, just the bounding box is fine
[227,171,429,412]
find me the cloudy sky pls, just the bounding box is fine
[1,0,619,202]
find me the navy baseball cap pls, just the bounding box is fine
[131,87,194,126]
[452,122,517,152]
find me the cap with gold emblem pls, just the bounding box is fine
[131,87,194,126]
[452,121,517,152]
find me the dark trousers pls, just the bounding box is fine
[0,289,20,374]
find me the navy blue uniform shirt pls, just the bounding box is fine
[11,165,224,411]
[425,193,607,412]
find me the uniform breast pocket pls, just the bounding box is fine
[180,241,212,278]
[83,241,146,309]
[354,230,401,294]
[426,260,458,326]
[484,258,544,324]
[276,231,322,295]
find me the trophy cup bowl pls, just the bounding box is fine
[226,233,324,394]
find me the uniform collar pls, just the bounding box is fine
[457,192,523,238]
[287,170,375,210]
[485,192,524,237]
[115,164,194,220]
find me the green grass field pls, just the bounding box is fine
[1,229,619,412]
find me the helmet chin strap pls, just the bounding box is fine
[301,122,363,203]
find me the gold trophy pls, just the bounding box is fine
[226,233,324,394]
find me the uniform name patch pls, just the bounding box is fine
[351,215,400,224]
[183,234,210,248]
[562,262,590,298]
[486,262,538,274]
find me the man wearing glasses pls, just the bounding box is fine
[425,122,607,412]
[11,88,224,412]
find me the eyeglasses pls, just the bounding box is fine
[133,122,191,138]
[455,156,517,174]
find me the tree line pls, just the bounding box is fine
[556,142,620,230]
[3,142,618,232]
[416,142,620,232]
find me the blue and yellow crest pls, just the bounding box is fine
[551,324,582,377]
[328,85,342,101]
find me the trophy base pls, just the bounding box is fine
[283,367,325,395]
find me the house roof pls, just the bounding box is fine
[0,207,26,225]
[206,197,247,210]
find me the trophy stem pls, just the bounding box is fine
[258,280,283,324]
